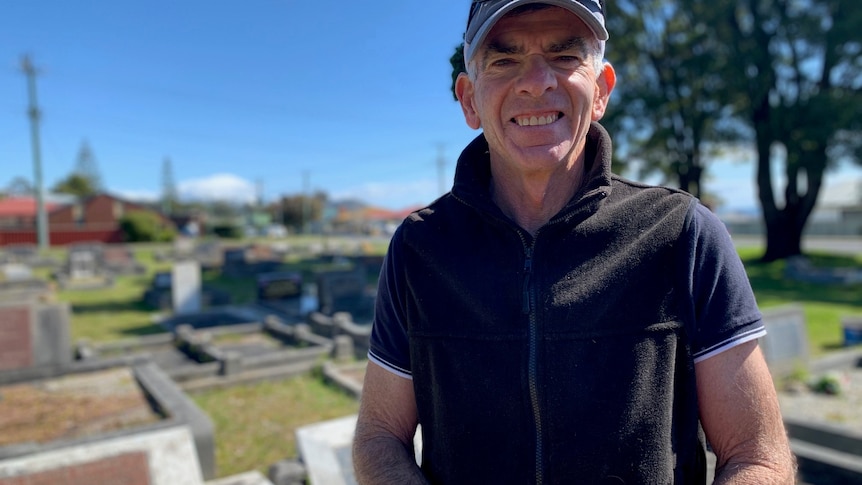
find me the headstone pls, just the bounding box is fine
[69,249,98,280]
[102,245,143,274]
[174,237,195,258]
[257,272,303,302]
[0,304,34,371]
[759,305,810,378]
[0,301,71,375]
[1,244,38,264]
[172,261,202,315]
[1,263,34,282]
[194,241,223,268]
[154,271,172,289]
[223,248,246,266]
[316,270,371,318]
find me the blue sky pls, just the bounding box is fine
[2,1,859,211]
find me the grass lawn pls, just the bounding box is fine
[55,247,172,342]
[737,247,862,355]
[189,375,360,478]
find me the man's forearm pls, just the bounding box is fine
[353,432,428,485]
[713,457,797,484]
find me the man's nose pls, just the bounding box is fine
[516,55,557,96]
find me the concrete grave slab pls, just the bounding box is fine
[0,425,203,485]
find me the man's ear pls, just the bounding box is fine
[455,72,481,130]
[592,62,616,121]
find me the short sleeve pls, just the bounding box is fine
[367,228,412,378]
[683,202,765,363]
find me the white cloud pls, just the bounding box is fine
[178,173,256,203]
[113,189,160,203]
[332,179,441,209]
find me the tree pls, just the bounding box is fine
[270,192,327,232]
[119,211,175,242]
[52,173,97,198]
[603,0,743,197]
[714,0,862,261]
[53,140,103,198]
[4,176,34,197]
[449,44,465,102]
[73,139,103,191]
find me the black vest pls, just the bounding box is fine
[396,123,706,484]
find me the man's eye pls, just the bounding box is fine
[556,55,581,64]
[491,58,516,67]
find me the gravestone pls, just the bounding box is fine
[759,305,810,378]
[193,241,223,269]
[0,244,38,264]
[102,246,145,275]
[0,301,71,377]
[69,249,98,280]
[316,270,373,321]
[256,272,304,319]
[1,263,33,282]
[257,272,302,302]
[0,305,33,371]
[174,237,195,258]
[223,248,246,266]
[172,261,201,315]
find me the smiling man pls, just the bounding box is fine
[353,1,795,484]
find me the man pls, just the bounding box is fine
[353,1,796,483]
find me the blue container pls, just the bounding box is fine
[843,324,862,346]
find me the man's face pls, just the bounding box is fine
[456,6,614,174]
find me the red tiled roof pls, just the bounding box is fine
[0,197,59,217]
[363,205,424,221]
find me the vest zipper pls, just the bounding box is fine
[522,242,544,484]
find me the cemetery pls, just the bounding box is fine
[0,239,859,484]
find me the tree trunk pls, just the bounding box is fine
[761,207,804,262]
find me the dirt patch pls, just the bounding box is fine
[0,367,163,446]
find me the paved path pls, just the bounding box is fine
[732,235,862,256]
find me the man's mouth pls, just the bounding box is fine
[513,112,562,127]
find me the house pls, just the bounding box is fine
[0,193,174,246]
[0,197,59,229]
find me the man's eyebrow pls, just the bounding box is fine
[549,37,588,54]
[479,41,520,69]
[485,41,521,56]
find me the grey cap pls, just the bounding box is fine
[463,0,608,64]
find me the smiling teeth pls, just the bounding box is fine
[516,113,558,126]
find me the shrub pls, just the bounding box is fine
[119,211,176,242]
[211,224,243,239]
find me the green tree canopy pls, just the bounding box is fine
[51,173,97,198]
[714,0,862,260]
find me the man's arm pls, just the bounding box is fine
[353,361,428,485]
[696,340,796,484]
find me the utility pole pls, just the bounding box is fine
[301,170,311,234]
[21,55,49,250]
[436,144,447,196]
